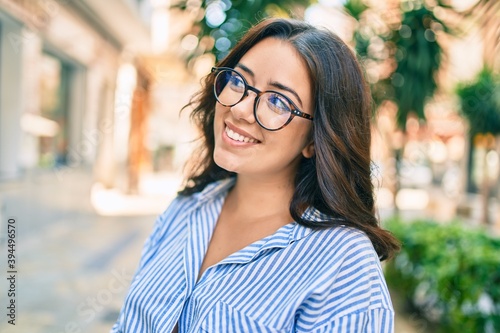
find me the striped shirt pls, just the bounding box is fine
[111,178,394,332]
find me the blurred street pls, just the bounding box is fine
[0,167,424,333]
[0,167,181,333]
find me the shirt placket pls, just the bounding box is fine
[180,195,225,332]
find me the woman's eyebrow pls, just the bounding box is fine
[235,63,303,107]
[269,81,303,107]
[235,63,254,77]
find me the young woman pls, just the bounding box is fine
[112,18,400,333]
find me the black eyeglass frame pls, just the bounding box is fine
[211,67,313,131]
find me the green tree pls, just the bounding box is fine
[390,6,442,129]
[174,0,312,62]
[446,0,499,225]
[346,0,448,130]
[345,0,450,212]
[457,69,500,225]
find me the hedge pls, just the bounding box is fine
[384,217,500,332]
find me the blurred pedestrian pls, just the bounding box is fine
[112,17,400,333]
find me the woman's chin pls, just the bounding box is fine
[214,153,239,174]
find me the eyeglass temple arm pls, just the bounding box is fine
[291,109,313,120]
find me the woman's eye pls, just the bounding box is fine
[266,93,291,114]
[228,73,245,92]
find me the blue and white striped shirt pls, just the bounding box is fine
[111,178,394,332]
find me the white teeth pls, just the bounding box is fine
[225,126,257,143]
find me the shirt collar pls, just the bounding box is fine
[281,206,331,244]
[195,177,236,205]
[301,206,332,223]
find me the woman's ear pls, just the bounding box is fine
[302,141,315,158]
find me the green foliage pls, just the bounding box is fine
[175,0,312,62]
[392,7,442,129]
[457,68,500,136]
[347,0,447,131]
[385,217,500,332]
[343,0,367,21]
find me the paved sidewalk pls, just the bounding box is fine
[0,167,423,332]
[0,167,178,333]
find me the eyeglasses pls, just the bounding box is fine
[212,67,313,131]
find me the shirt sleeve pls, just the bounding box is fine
[294,230,395,333]
[134,194,193,271]
[109,195,191,333]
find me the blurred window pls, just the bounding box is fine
[38,53,72,168]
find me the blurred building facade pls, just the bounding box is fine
[0,0,205,195]
[0,0,153,183]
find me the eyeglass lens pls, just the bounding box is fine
[214,69,293,130]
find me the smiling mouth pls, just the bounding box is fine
[225,126,260,143]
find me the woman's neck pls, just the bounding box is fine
[225,174,295,223]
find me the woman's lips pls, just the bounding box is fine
[224,122,261,144]
[225,126,259,143]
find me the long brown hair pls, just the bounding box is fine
[179,18,400,260]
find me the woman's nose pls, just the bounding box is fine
[229,93,257,124]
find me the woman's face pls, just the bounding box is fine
[213,37,314,180]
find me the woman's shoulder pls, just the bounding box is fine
[297,226,389,299]
[294,225,394,331]
[296,223,380,269]
[299,207,376,257]
[317,224,374,250]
